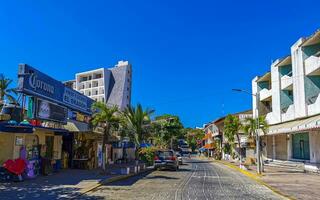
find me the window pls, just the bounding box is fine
[88,91,91,96]
[102,98,105,102]
[95,74,102,79]
[95,91,98,95]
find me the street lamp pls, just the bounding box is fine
[232,88,262,174]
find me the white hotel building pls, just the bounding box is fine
[64,61,132,111]
[252,30,320,172]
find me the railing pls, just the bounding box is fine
[307,93,320,116]
[259,88,272,101]
[305,55,320,75]
[281,104,294,122]
[281,75,293,90]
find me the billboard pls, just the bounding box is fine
[36,99,67,123]
[17,64,93,115]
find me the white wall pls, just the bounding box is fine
[291,38,308,119]
[271,61,281,123]
[309,131,320,163]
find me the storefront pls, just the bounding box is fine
[0,121,67,178]
[265,114,320,172]
[72,132,102,169]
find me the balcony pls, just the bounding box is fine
[259,88,272,101]
[281,104,295,122]
[305,54,320,76]
[281,75,293,90]
[307,93,320,116]
[265,112,277,125]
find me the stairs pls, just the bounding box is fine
[264,160,305,172]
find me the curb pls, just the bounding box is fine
[73,168,153,198]
[214,160,295,200]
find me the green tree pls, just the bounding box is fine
[224,114,243,164]
[0,74,16,108]
[122,103,154,153]
[150,122,167,149]
[153,114,184,149]
[242,116,269,137]
[91,102,121,170]
[186,128,204,152]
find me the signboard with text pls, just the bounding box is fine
[17,64,93,115]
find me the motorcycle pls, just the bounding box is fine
[1,158,27,182]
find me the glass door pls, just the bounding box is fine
[292,133,310,160]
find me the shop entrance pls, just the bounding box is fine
[292,133,310,160]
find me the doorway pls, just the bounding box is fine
[292,133,310,160]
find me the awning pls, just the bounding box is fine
[63,120,90,132]
[203,143,215,149]
[267,114,320,135]
[0,123,33,134]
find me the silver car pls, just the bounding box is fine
[154,150,179,171]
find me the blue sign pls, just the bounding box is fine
[17,64,93,115]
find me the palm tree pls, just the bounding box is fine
[91,102,121,170]
[122,103,154,157]
[224,114,243,166]
[242,115,269,138]
[0,74,16,107]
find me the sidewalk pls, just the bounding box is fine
[0,165,152,200]
[213,158,320,200]
[0,169,112,200]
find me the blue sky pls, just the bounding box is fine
[0,0,319,127]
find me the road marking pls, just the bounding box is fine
[202,165,208,200]
[174,160,197,200]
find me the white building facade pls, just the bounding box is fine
[252,30,320,171]
[65,61,132,111]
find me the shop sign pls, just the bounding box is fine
[17,64,93,115]
[36,99,67,124]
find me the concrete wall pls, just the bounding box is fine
[275,134,287,160]
[108,61,132,110]
[0,134,14,164]
[291,38,308,119]
[309,131,320,163]
[271,62,281,123]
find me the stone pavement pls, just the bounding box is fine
[214,158,320,200]
[0,169,113,200]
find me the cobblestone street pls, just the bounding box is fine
[81,158,282,200]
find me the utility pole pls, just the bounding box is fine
[232,89,262,174]
[255,93,262,174]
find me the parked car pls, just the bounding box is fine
[176,152,183,165]
[154,150,179,171]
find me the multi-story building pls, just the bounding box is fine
[64,61,132,111]
[252,30,320,171]
[202,110,253,160]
